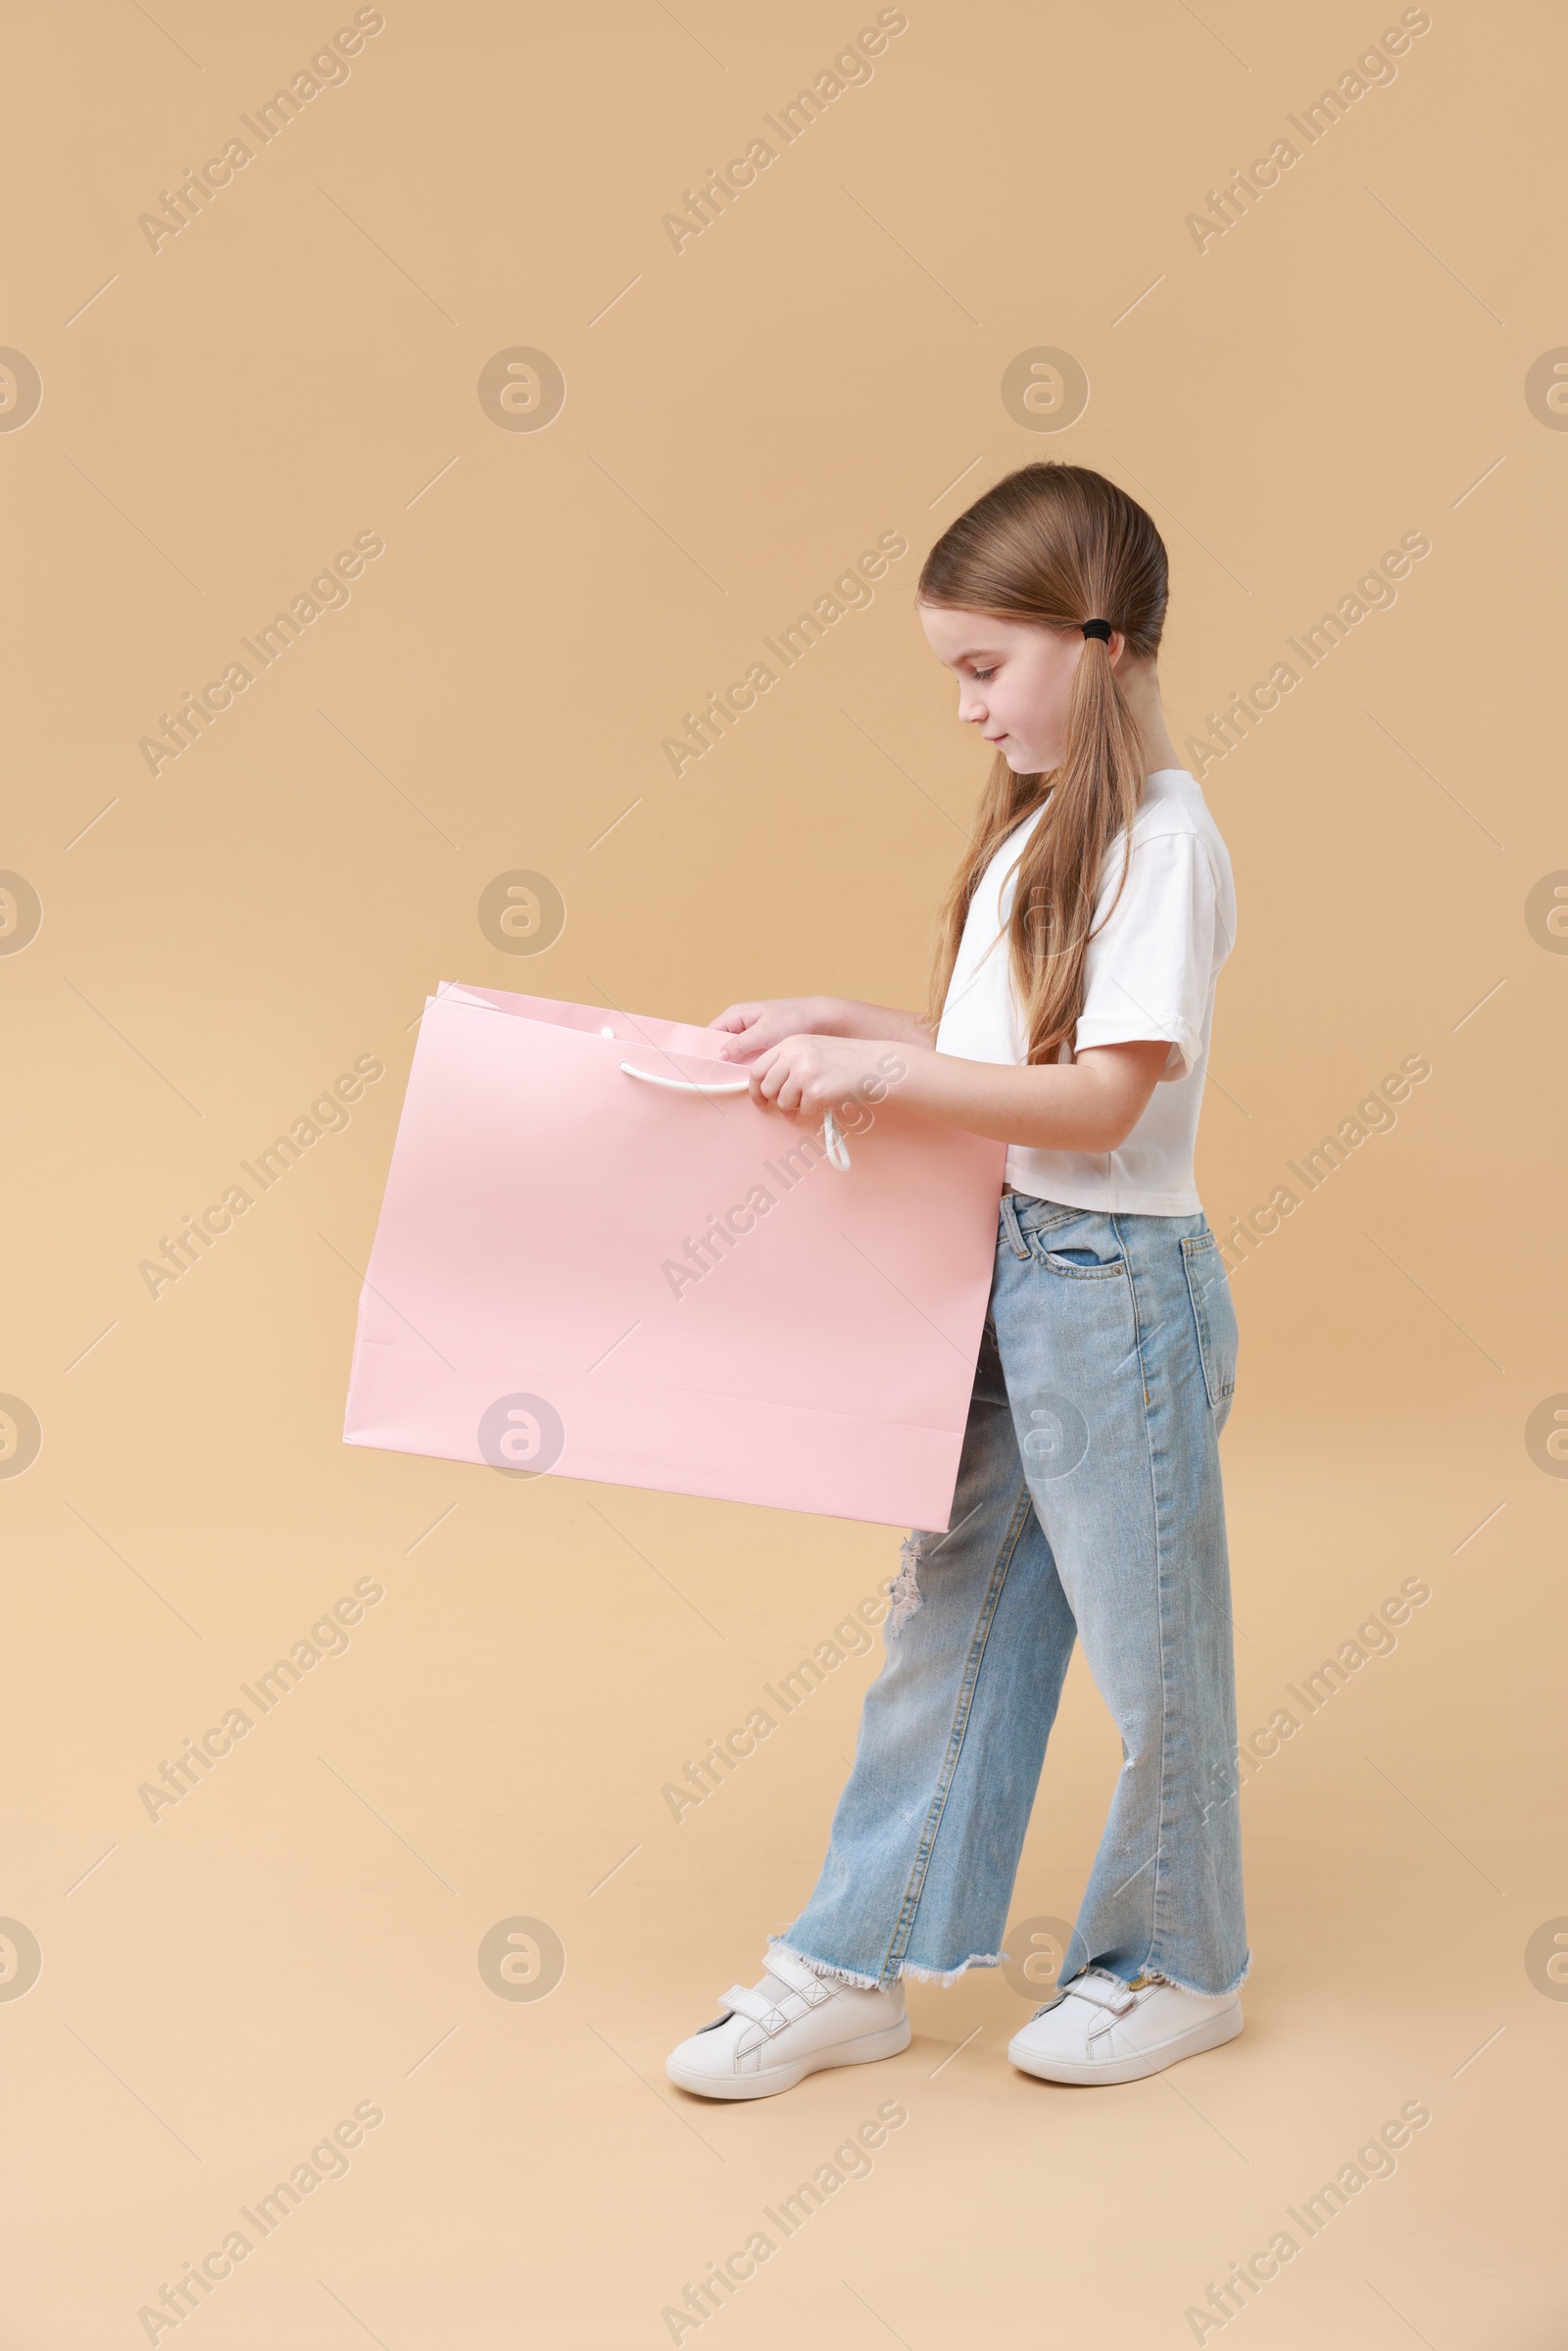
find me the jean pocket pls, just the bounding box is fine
[1042,1240,1128,1278]
[1181,1231,1238,1411]
[1021,1207,1125,1277]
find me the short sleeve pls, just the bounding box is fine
[1072,830,1218,1082]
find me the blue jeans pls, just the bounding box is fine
[777,1192,1250,1999]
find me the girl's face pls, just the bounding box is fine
[918,604,1096,773]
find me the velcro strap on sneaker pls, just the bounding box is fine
[1066,1969,1137,2017]
[716,1985,778,2028]
[764,1946,835,2000]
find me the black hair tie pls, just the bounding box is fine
[1080,618,1112,642]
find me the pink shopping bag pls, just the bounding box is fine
[342,983,1004,1528]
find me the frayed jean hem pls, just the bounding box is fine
[1151,1944,1252,2000]
[898,1950,1004,1986]
[1069,1945,1254,2001]
[768,1936,1004,1991]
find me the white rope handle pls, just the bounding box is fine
[619,1062,750,1096]
[618,1061,852,1169]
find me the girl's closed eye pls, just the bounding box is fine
[971,664,997,683]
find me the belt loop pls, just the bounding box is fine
[1000,1189,1029,1260]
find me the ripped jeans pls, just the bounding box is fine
[773,1191,1250,1999]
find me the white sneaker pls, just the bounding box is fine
[665,1944,909,2101]
[1008,1966,1243,2084]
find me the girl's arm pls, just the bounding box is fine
[735,1030,1172,1155]
[709,996,933,1055]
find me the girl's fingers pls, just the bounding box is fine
[744,1039,820,1116]
[718,1013,786,1060]
[773,1056,808,1116]
[761,1058,806,1115]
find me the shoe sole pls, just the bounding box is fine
[666,2015,911,2101]
[1008,2004,1243,2085]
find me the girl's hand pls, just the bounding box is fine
[748,1034,901,1120]
[709,997,835,1060]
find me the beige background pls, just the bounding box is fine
[5,1,1566,2343]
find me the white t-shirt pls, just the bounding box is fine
[934,767,1235,1215]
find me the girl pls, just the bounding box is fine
[665,461,1247,2097]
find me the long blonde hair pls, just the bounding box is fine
[921,463,1169,1064]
